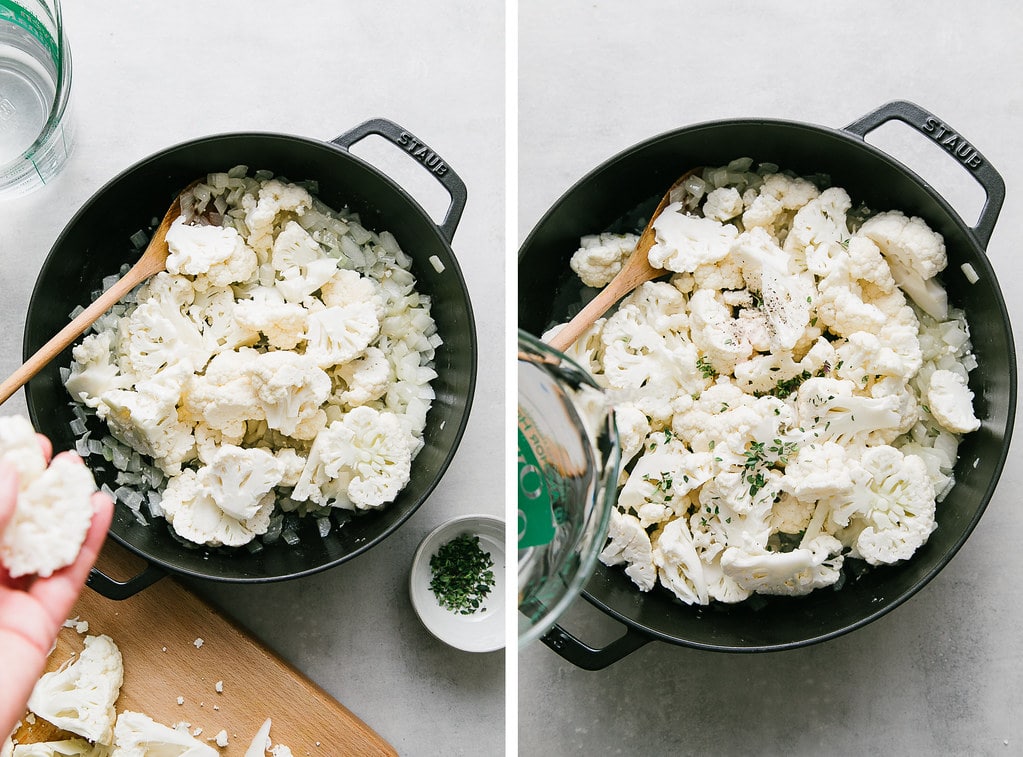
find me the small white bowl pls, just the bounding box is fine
[409,513,505,653]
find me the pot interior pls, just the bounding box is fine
[519,119,1015,650]
[26,133,477,582]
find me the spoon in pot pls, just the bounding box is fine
[0,181,200,406]
[545,167,701,355]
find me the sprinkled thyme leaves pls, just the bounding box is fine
[429,533,496,615]
[743,438,798,498]
[696,356,717,380]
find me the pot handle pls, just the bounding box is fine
[87,562,165,600]
[330,118,467,244]
[541,622,652,670]
[843,100,1005,248]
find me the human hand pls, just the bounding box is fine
[0,436,114,738]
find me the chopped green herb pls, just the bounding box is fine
[429,533,496,615]
[696,356,717,379]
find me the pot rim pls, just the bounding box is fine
[520,104,1017,662]
[25,124,479,592]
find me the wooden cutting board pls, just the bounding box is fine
[12,541,396,756]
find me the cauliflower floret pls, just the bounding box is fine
[330,347,391,407]
[795,377,902,446]
[840,445,936,565]
[926,369,981,433]
[248,351,330,440]
[303,301,381,369]
[781,441,856,503]
[98,365,196,475]
[233,291,308,350]
[741,173,820,233]
[241,179,313,257]
[111,711,219,757]
[0,413,46,482]
[731,227,815,350]
[165,216,258,288]
[160,468,273,547]
[10,739,104,756]
[196,444,283,521]
[783,186,852,253]
[652,516,708,605]
[115,293,210,380]
[270,221,338,304]
[687,289,753,375]
[273,448,307,488]
[0,452,97,579]
[612,403,652,473]
[858,210,947,279]
[858,211,948,320]
[181,348,262,441]
[568,233,640,288]
[65,331,133,406]
[187,286,261,355]
[702,186,744,222]
[291,406,413,510]
[598,509,657,591]
[27,634,123,745]
[720,533,843,596]
[647,206,738,273]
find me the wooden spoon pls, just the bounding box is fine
[546,167,701,354]
[0,182,199,405]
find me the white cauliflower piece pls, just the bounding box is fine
[165,216,258,287]
[160,468,273,547]
[0,452,97,579]
[270,221,338,304]
[196,444,283,521]
[569,233,640,288]
[241,179,313,257]
[292,406,413,509]
[98,365,196,475]
[781,441,856,503]
[720,533,843,596]
[115,293,209,380]
[0,413,46,483]
[858,211,948,320]
[731,227,815,350]
[687,289,753,375]
[783,186,852,252]
[110,711,218,757]
[612,403,651,473]
[11,739,104,756]
[330,347,391,407]
[841,445,936,565]
[180,348,262,441]
[27,634,123,745]
[702,186,744,222]
[926,369,981,433]
[795,377,902,446]
[647,205,738,273]
[248,351,330,440]
[65,331,133,406]
[303,302,381,369]
[598,509,657,591]
[233,292,308,350]
[741,172,820,232]
[652,516,708,605]
[858,210,947,279]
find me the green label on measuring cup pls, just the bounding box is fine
[518,421,556,549]
[0,1,58,59]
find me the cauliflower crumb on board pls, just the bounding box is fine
[548,158,982,606]
[63,167,442,550]
[0,414,99,579]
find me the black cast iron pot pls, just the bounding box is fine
[519,101,1016,669]
[24,118,477,598]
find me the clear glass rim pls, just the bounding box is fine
[517,329,620,647]
[0,0,73,182]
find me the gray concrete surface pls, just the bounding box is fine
[518,2,1023,755]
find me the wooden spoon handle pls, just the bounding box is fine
[0,201,180,406]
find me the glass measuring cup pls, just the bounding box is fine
[0,0,72,197]
[518,330,619,647]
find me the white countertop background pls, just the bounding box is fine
[519,2,1023,755]
[1,2,505,756]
